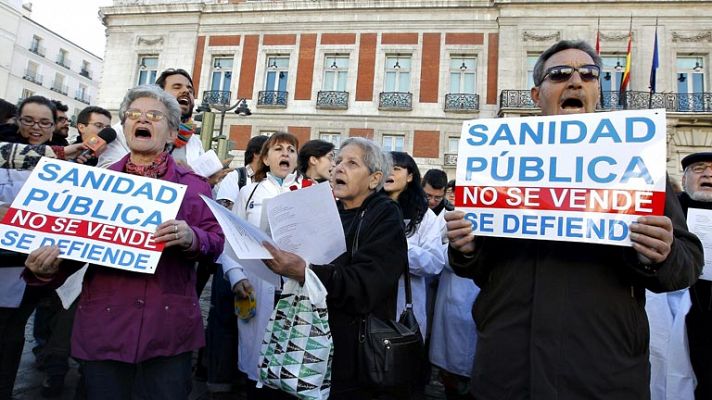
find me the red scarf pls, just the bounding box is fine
[125,152,169,179]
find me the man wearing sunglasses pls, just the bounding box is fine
[97,68,204,169]
[445,40,703,399]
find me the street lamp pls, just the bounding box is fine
[195,90,252,160]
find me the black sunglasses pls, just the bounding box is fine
[542,64,601,84]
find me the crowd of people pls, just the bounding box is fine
[0,38,709,400]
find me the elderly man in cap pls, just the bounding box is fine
[679,152,712,399]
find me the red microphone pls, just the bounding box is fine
[80,127,117,158]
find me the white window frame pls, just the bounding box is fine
[319,132,342,149]
[382,134,405,152]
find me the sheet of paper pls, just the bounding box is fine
[266,182,346,265]
[201,195,275,259]
[223,240,279,287]
[0,267,25,308]
[687,208,712,281]
[191,150,224,178]
[55,264,89,309]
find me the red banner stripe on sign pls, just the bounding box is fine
[2,208,163,251]
[454,186,665,215]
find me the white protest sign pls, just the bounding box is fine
[0,158,186,273]
[455,109,667,246]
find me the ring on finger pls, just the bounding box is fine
[175,232,179,240]
[174,225,178,233]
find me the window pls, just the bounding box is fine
[210,56,234,92]
[24,61,40,84]
[77,84,88,103]
[80,60,91,79]
[137,56,159,85]
[382,135,404,152]
[320,133,341,149]
[599,55,627,107]
[323,55,348,91]
[384,55,411,92]
[30,35,44,56]
[527,54,538,88]
[53,73,66,94]
[57,49,69,67]
[448,137,459,154]
[259,130,277,137]
[677,56,706,111]
[265,56,289,92]
[449,56,476,94]
[21,88,34,100]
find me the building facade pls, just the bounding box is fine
[98,0,712,183]
[0,0,103,124]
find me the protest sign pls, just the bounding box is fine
[455,109,667,246]
[0,158,186,273]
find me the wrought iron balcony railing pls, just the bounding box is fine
[499,90,536,109]
[201,90,231,106]
[500,89,712,113]
[316,91,349,110]
[79,69,92,79]
[257,90,288,107]
[444,153,458,167]
[51,83,68,95]
[445,93,480,112]
[75,91,91,104]
[379,92,412,111]
[55,58,71,69]
[29,45,46,57]
[23,70,43,85]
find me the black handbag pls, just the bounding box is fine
[351,206,424,388]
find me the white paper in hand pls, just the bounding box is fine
[201,195,275,259]
[191,150,224,178]
[687,208,712,280]
[223,240,280,287]
[55,264,89,309]
[266,182,346,264]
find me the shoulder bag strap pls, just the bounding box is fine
[244,182,261,212]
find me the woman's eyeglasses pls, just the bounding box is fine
[542,64,601,84]
[124,109,166,122]
[18,117,54,129]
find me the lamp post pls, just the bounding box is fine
[195,90,252,160]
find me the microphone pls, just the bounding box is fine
[79,127,117,159]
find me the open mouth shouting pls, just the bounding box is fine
[559,95,586,114]
[176,95,193,113]
[133,126,152,140]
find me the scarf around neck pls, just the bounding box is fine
[125,152,169,179]
[175,119,195,148]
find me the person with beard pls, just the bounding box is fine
[97,68,204,168]
[48,100,69,146]
[445,40,703,399]
[678,152,712,399]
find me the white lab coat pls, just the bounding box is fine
[97,123,204,168]
[396,208,445,336]
[221,171,302,382]
[0,169,31,307]
[646,289,696,400]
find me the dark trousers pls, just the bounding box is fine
[206,270,238,392]
[688,280,712,400]
[81,352,192,400]
[39,294,77,379]
[0,285,45,400]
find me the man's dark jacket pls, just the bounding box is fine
[450,179,703,399]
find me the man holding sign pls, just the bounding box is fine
[445,40,703,398]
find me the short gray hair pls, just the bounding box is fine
[118,84,181,132]
[532,40,602,87]
[340,137,392,191]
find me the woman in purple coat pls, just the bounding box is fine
[23,85,224,400]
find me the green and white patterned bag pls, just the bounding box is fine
[258,269,333,400]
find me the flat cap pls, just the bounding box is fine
[682,152,712,169]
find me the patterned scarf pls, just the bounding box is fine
[174,119,195,148]
[125,152,169,179]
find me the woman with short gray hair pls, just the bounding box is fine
[261,137,408,398]
[23,85,224,400]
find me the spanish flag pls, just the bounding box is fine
[619,17,633,105]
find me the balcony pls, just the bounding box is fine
[444,153,458,167]
[445,93,480,113]
[55,58,71,69]
[75,91,91,105]
[379,92,412,111]
[316,91,349,110]
[50,83,68,96]
[22,70,43,86]
[499,90,537,110]
[79,69,92,80]
[29,45,46,57]
[257,90,288,108]
[201,90,232,106]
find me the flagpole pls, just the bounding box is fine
[648,17,659,109]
